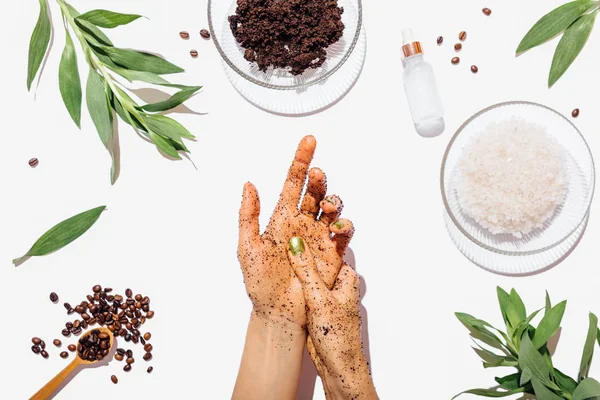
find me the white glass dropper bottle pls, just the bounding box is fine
[401,28,445,138]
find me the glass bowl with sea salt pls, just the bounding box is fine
[441,101,595,275]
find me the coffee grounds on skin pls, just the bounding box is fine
[228,0,345,76]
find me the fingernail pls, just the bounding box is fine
[289,237,305,256]
[332,221,344,229]
[325,197,336,205]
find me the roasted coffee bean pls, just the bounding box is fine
[141,317,147,324]
[49,292,59,303]
[200,29,211,39]
[124,364,132,372]
[75,305,85,314]
[32,337,42,345]
[459,31,467,41]
[117,348,126,356]
[140,338,146,345]
[32,345,41,354]
[126,298,135,306]
[104,287,113,293]
[98,332,109,340]
[437,36,443,45]
[132,336,139,344]
[100,341,108,350]
[92,285,102,293]
[180,31,190,39]
[72,327,82,335]
[135,310,142,318]
[129,305,136,312]
[454,43,462,51]
[41,350,49,359]
[53,339,62,347]
[126,357,135,364]
[68,344,76,352]
[190,50,198,58]
[87,295,94,303]
[40,340,46,349]
[143,352,153,361]
[67,308,75,315]
[146,311,155,319]
[126,350,133,357]
[125,288,133,298]
[572,108,580,118]
[147,366,153,373]
[106,295,115,302]
[124,334,131,342]
[60,351,68,359]
[118,328,127,336]
[451,57,460,65]
[81,321,88,329]
[73,320,81,329]
[144,344,153,352]
[63,303,72,311]
[471,65,479,73]
[81,313,90,321]
[114,295,123,302]
[142,297,150,305]
[88,318,97,325]
[135,294,143,301]
[120,303,127,310]
[111,375,118,384]
[29,158,39,168]
[136,302,142,309]
[483,7,492,16]
[115,353,124,361]
[143,332,152,340]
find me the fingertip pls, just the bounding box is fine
[320,195,342,214]
[330,218,354,236]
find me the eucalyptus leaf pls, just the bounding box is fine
[549,12,597,87]
[533,300,567,349]
[102,47,184,75]
[516,0,597,54]
[27,0,52,91]
[546,291,552,314]
[497,287,512,331]
[76,9,142,29]
[519,335,554,389]
[149,131,181,159]
[58,30,82,128]
[452,387,525,399]
[139,86,202,112]
[13,206,106,266]
[142,114,195,141]
[74,18,114,46]
[573,378,600,400]
[579,313,599,381]
[513,308,543,347]
[507,289,527,330]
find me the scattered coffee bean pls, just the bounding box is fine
[140,337,146,345]
[53,339,62,347]
[125,289,133,298]
[60,351,68,359]
[200,29,211,39]
[179,31,190,39]
[41,350,49,359]
[190,50,198,58]
[32,345,41,354]
[29,158,39,168]
[124,364,132,372]
[111,375,118,384]
[451,57,460,65]
[68,344,76,352]
[126,357,135,364]
[77,329,111,362]
[144,344,153,353]
[115,353,124,361]
[50,292,59,303]
[143,352,153,361]
[126,349,133,358]
[143,332,151,341]
[459,31,467,41]
[92,285,102,293]
[40,340,46,350]
[437,36,443,45]
[32,337,42,345]
[147,311,155,319]
[572,108,580,118]
[66,322,74,329]
[64,302,72,311]
[454,43,462,52]
[62,329,71,337]
[483,8,492,16]
[471,65,479,73]
[147,366,153,373]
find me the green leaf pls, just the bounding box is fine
[519,334,554,388]
[555,369,579,394]
[546,291,552,314]
[516,0,597,54]
[74,18,114,46]
[58,30,82,128]
[139,86,202,112]
[497,287,512,331]
[573,378,600,400]
[86,69,118,185]
[495,374,521,390]
[112,97,146,133]
[549,12,597,87]
[533,300,567,349]
[13,206,106,266]
[149,131,181,159]
[27,0,52,90]
[455,313,507,351]
[506,289,527,330]
[521,367,533,386]
[513,308,543,347]
[579,313,599,381]
[142,114,195,142]
[531,377,566,400]
[102,47,184,75]
[452,387,525,399]
[76,9,142,29]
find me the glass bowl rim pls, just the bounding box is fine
[440,100,596,256]
[207,0,363,91]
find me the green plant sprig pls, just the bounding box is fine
[454,288,600,400]
[517,0,600,87]
[28,0,201,184]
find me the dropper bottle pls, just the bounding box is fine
[401,29,445,138]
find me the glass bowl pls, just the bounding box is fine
[208,0,363,90]
[441,101,595,273]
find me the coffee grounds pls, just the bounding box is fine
[229,0,345,76]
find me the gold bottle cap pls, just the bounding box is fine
[402,42,423,58]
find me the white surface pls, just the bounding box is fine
[1,0,600,399]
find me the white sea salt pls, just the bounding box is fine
[456,118,567,239]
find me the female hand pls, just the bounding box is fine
[287,236,379,400]
[238,135,355,327]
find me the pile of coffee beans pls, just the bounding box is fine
[31,286,155,384]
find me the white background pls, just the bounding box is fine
[0,0,599,399]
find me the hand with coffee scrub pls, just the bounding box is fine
[232,136,378,399]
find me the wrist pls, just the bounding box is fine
[321,355,378,400]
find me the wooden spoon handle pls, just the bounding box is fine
[30,358,81,400]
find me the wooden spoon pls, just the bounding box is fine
[30,327,114,400]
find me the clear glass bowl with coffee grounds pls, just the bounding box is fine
[208,0,363,90]
[441,101,595,275]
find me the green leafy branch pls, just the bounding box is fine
[454,288,600,399]
[517,0,600,87]
[27,0,201,184]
